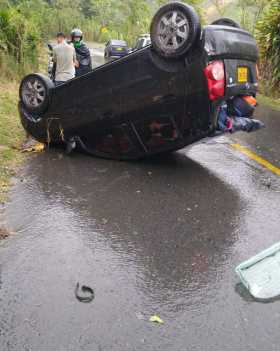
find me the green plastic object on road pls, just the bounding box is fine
[235,242,280,301]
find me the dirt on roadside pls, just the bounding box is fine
[0,226,10,240]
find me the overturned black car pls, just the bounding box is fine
[19,2,261,160]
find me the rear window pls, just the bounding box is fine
[111,40,127,47]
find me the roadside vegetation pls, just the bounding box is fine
[0,82,25,203]
[207,0,268,34]
[256,0,280,99]
[257,95,280,111]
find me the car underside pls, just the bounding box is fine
[18,2,262,161]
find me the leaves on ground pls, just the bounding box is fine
[149,315,164,324]
[21,140,45,153]
[0,226,10,240]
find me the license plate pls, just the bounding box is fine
[116,47,123,51]
[237,67,248,83]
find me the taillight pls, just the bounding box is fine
[204,61,225,101]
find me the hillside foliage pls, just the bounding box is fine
[0,0,279,97]
[256,0,280,95]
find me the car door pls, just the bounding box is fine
[115,49,188,152]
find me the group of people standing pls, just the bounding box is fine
[52,28,92,86]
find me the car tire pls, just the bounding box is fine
[211,18,240,28]
[150,2,201,59]
[19,73,54,114]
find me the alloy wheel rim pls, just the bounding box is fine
[157,10,190,51]
[22,79,46,108]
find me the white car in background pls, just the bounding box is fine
[133,34,151,51]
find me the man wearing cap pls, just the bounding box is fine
[53,32,77,86]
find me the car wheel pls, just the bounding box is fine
[150,2,201,59]
[211,18,240,28]
[19,73,54,114]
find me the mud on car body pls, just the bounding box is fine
[19,2,261,160]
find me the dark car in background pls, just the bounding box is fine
[104,39,130,61]
[19,2,261,160]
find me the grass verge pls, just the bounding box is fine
[0,81,25,203]
[258,94,280,112]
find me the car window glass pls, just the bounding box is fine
[136,39,145,50]
[111,40,127,47]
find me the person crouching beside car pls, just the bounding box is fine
[71,28,92,77]
[52,32,77,86]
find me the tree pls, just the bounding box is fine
[79,0,96,19]
[209,0,228,16]
[117,0,152,43]
[256,0,280,95]
[237,0,268,33]
[156,0,201,8]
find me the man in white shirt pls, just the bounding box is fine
[53,32,77,86]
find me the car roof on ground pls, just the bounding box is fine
[110,39,127,46]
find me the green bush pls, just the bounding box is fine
[0,6,40,79]
[256,0,280,96]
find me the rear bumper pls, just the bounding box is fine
[108,52,128,58]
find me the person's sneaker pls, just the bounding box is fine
[249,119,265,132]
[232,117,265,133]
[66,137,77,154]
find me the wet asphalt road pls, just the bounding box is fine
[1,53,280,351]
